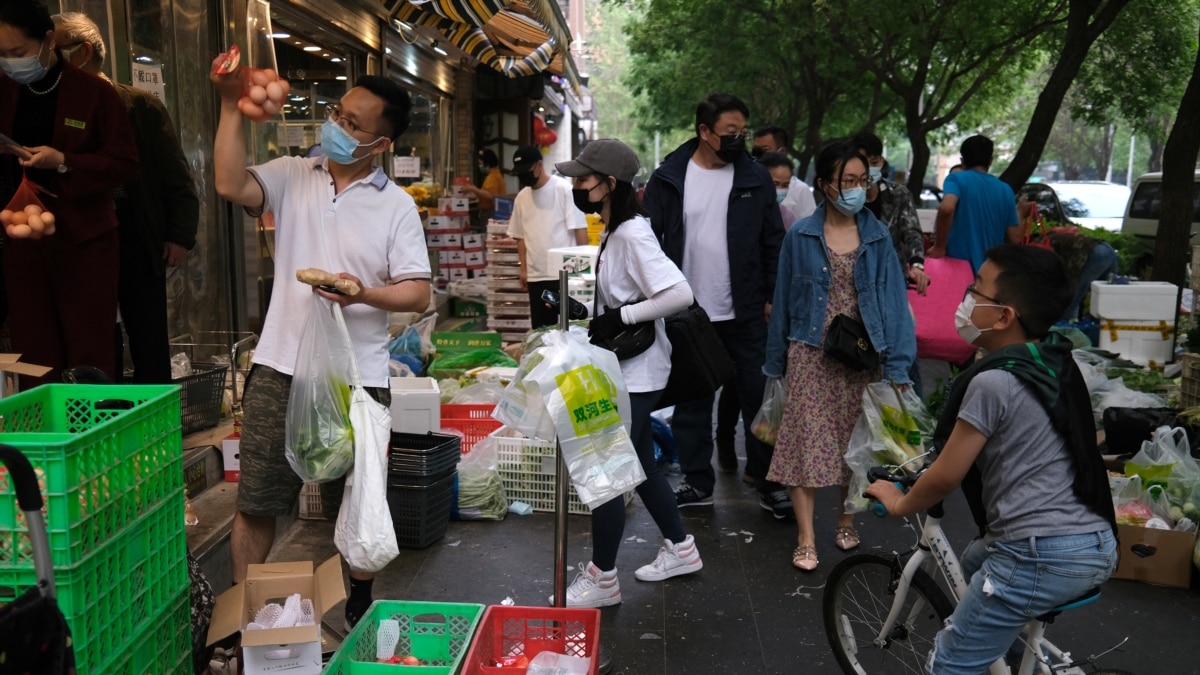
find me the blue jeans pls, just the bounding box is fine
[671,317,778,494]
[926,529,1117,674]
[1062,243,1119,322]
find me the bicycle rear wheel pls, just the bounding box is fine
[824,550,955,674]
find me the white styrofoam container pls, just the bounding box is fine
[389,376,441,433]
[547,245,599,276]
[1090,281,1178,321]
[1098,319,1175,366]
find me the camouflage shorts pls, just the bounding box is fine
[236,364,391,518]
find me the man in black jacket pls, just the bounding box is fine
[644,93,789,517]
[55,12,199,384]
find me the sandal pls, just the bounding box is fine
[792,545,818,571]
[834,525,860,551]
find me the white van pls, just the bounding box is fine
[1120,171,1200,246]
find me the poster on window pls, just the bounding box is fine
[393,156,421,178]
[131,63,166,101]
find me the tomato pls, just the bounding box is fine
[400,655,420,665]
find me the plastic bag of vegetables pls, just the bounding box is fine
[285,296,357,482]
[751,377,785,446]
[455,435,507,521]
[844,381,933,514]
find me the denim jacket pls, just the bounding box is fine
[763,203,917,383]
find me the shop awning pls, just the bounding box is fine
[385,0,581,91]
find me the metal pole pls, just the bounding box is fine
[553,269,570,607]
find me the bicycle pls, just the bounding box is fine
[823,464,1132,675]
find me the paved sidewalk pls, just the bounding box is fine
[272,462,1200,674]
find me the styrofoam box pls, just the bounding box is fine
[390,376,441,433]
[1090,281,1178,321]
[438,197,470,214]
[1098,319,1175,366]
[428,214,469,231]
[547,245,599,276]
[462,233,486,250]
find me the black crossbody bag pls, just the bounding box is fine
[823,314,879,372]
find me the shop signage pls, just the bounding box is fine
[131,62,166,101]
[393,156,421,177]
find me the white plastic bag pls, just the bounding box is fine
[525,651,591,675]
[286,297,356,482]
[332,303,399,573]
[844,382,933,514]
[751,377,785,446]
[503,330,645,509]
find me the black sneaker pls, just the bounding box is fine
[759,489,793,520]
[344,596,372,633]
[715,438,737,473]
[674,482,713,508]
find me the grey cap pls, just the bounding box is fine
[555,139,641,183]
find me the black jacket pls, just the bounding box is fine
[643,139,784,323]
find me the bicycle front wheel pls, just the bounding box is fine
[824,550,955,674]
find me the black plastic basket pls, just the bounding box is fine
[174,363,228,435]
[388,432,461,477]
[386,467,456,488]
[388,472,455,549]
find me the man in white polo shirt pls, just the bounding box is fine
[211,70,431,628]
[506,144,588,328]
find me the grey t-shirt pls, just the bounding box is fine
[958,370,1111,544]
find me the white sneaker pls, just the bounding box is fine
[635,534,703,582]
[549,561,622,608]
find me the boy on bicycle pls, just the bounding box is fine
[867,244,1117,674]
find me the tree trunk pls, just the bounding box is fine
[999,0,1130,192]
[905,118,931,197]
[1150,31,1200,286]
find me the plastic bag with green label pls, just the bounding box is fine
[502,329,644,509]
[844,382,933,514]
[1125,426,1200,488]
[285,296,356,483]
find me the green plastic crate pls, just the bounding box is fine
[0,384,182,567]
[100,589,193,675]
[0,495,188,675]
[323,600,485,674]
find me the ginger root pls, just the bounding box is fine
[295,268,360,296]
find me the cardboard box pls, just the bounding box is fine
[1097,319,1174,366]
[462,233,486,250]
[448,268,469,282]
[447,250,466,267]
[0,354,52,398]
[426,233,451,250]
[427,214,469,232]
[1091,281,1178,321]
[547,245,599,276]
[207,556,345,675]
[390,376,440,433]
[1111,523,1196,588]
[221,435,240,482]
[465,250,486,269]
[438,197,470,214]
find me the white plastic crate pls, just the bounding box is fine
[1098,318,1175,367]
[1090,281,1178,321]
[491,428,632,515]
[299,482,328,520]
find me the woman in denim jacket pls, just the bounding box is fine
[763,142,916,570]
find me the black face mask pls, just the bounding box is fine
[715,134,746,163]
[751,146,765,160]
[516,170,538,188]
[572,187,603,214]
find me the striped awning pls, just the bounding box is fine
[388,0,580,90]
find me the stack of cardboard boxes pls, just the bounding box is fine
[484,197,531,342]
[426,196,485,289]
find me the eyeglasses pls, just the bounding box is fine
[963,285,1005,305]
[838,175,873,190]
[325,103,387,140]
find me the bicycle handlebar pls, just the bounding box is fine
[865,466,924,517]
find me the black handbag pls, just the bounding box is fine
[658,303,735,409]
[823,314,880,372]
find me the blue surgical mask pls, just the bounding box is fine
[776,188,788,204]
[320,119,378,165]
[831,186,867,216]
[869,166,883,183]
[0,40,48,85]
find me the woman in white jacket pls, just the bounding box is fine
[552,139,703,608]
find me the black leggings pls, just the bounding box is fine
[591,389,687,571]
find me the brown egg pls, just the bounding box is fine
[10,211,28,226]
[23,204,42,217]
[0,210,11,225]
[11,224,31,238]
[27,214,44,233]
[44,221,55,236]
[40,210,54,226]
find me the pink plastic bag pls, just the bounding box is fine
[908,256,976,364]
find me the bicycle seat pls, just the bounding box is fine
[1035,586,1101,622]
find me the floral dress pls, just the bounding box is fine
[767,248,877,488]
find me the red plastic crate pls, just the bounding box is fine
[460,605,600,675]
[440,417,502,454]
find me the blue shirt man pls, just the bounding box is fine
[929,135,1020,272]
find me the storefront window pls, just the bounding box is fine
[271,23,351,158]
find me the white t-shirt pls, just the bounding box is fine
[248,156,431,388]
[783,175,817,220]
[595,216,686,392]
[682,159,735,321]
[507,175,587,282]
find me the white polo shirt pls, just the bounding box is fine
[507,175,587,282]
[248,156,431,387]
[595,216,687,392]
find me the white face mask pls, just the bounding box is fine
[954,294,1005,344]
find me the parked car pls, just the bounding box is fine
[1120,171,1200,247]
[1044,181,1130,232]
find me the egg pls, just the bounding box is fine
[23,204,41,217]
[43,221,55,236]
[40,211,54,226]
[249,69,272,87]
[265,81,283,103]
[28,229,42,240]
[278,79,291,96]
[248,85,267,104]
[0,210,11,225]
[238,98,266,120]
[11,224,31,238]
[10,211,27,226]
[260,69,277,82]
[261,99,280,116]
[28,214,43,233]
